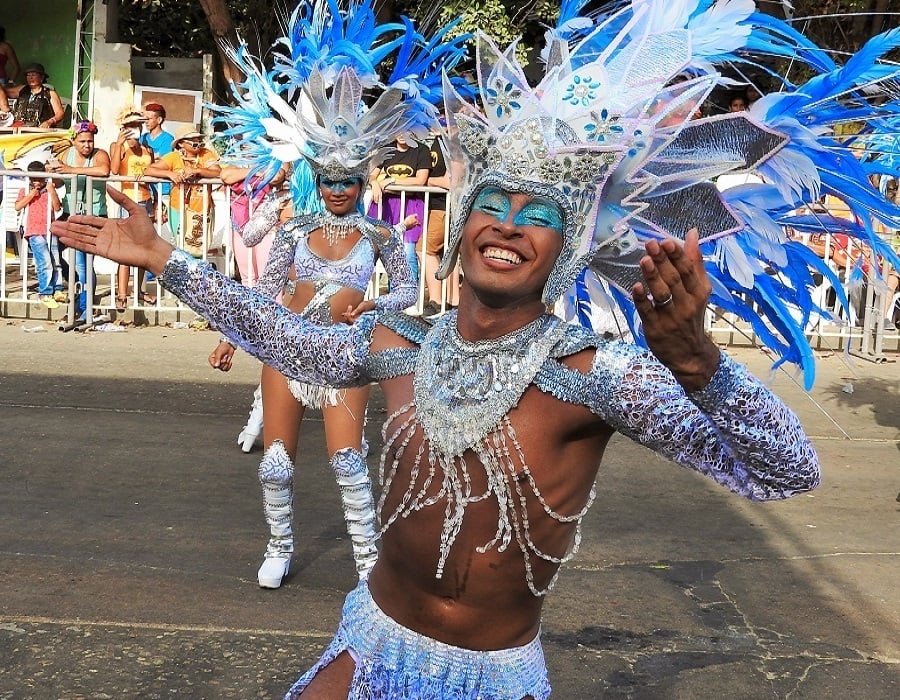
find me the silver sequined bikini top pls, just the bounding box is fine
[284,213,394,293]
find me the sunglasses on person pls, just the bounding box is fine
[182,140,203,148]
[320,177,360,192]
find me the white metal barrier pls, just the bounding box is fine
[2,171,896,355]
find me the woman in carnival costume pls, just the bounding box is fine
[205,0,470,588]
[55,0,900,696]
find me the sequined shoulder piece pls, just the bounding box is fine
[534,334,640,423]
[549,321,602,358]
[378,311,432,344]
[281,213,323,237]
[357,217,393,248]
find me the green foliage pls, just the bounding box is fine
[396,0,560,64]
[789,0,900,54]
[118,0,213,56]
[119,0,290,59]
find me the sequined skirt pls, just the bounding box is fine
[284,579,551,699]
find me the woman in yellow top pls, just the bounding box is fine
[144,125,221,258]
[109,110,156,309]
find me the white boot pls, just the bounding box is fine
[331,447,378,580]
[238,385,264,453]
[258,440,294,588]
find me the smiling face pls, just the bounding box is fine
[178,138,202,156]
[319,177,362,216]
[459,186,563,307]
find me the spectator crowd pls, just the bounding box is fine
[1,71,897,332]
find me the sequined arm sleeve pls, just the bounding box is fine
[241,194,283,247]
[372,227,417,311]
[160,249,374,386]
[587,345,820,501]
[252,225,295,299]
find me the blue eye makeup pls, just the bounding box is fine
[321,178,359,192]
[472,187,511,220]
[514,200,564,232]
[472,187,563,232]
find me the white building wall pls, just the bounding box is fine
[91,5,133,157]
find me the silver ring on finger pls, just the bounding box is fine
[654,293,674,308]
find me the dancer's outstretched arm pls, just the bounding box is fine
[53,186,375,386]
[579,232,819,500]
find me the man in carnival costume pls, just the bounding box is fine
[55,0,900,697]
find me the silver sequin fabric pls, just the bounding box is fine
[284,579,551,700]
[254,212,416,311]
[161,252,820,596]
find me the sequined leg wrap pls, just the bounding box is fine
[238,384,264,452]
[330,447,378,579]
[260,440,294,560]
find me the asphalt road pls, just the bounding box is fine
[1,319,898,699]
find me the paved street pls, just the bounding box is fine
[1,319,898,698]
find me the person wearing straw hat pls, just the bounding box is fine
[110,109,156,308]
[144,125,220,257]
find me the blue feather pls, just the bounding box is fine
[744,12,836,80]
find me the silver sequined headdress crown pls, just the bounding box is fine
[213,0,470,198]
[436,9,789,305]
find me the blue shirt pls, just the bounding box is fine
[141,129,176,196]
[141,129,175,156]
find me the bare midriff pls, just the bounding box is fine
[367,369,612,651]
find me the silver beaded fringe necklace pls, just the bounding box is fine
[320,212,358,246]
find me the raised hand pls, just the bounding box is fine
[631,229,721,392]
[51,185,175,275]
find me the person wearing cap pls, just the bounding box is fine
[144,125,220,257]
[10,62,64,128]
[110,110,157,309]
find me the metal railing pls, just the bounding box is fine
[366,182,455,315]
[1,168,228,329]
[3,173,897,355]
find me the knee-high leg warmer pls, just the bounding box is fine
[259,439,294,559]
[238,384,264,452]
[331,447,378,579]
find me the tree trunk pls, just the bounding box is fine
[870,0,890,37]
[197,0,241,102]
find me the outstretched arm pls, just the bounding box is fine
[579,231,819,500]
[52,186,375,386]
[580,343,820,500]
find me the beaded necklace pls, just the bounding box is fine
[378,312,596,596]
[320,211,359,246]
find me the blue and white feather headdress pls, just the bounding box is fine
[213,0,470,201]
[437,0,900,387]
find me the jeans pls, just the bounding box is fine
[74,249,96,318]
[27,235,61,296]
[404,240,420,285]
